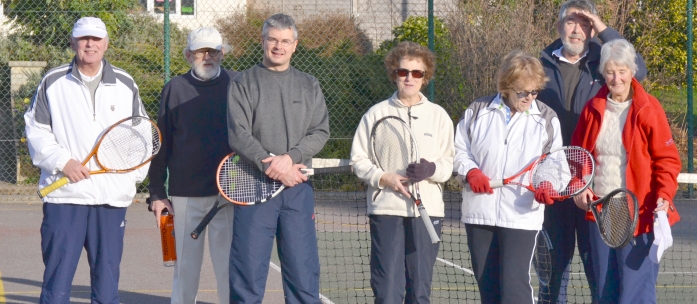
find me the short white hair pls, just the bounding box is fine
[598,39,637,76]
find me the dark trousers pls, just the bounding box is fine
[465,224,537,304]
[542,199,596,303]
[590,223,658,304]
[40,203,127,304]
[229,182,321,304]
[369,214,442,304]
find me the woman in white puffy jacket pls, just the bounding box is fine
[350,41,454,303]
[454,50,562,304]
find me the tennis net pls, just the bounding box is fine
[311,159,697,303]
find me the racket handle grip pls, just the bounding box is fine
[417,205,440,244]
[37,177,70,198]
[489,180,504,188]
[306,165,353,175]
[191,205,220,239]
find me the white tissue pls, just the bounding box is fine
[650,210,673,263]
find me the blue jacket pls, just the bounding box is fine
[538,28,647,145]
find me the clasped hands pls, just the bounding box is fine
[262,154,307,187]
[379,158,436,197]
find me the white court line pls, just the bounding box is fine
[269,262,336,304]
[436,258,475,275]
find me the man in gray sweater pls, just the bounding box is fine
[226,13,330,303]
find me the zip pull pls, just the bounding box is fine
[93,113,96,121]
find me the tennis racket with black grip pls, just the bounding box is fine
[190,152,352,239]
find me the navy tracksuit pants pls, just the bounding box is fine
[229,182,321,304]
[590,224,659,304]
[40,203,127,304]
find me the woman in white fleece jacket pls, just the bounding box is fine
[350,41,454,303]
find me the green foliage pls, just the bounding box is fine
[2,0,142,49]
[1,8,188,184]
[629,0,696,87]
[377,16,451,55]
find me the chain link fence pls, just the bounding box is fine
[0,0,695,303]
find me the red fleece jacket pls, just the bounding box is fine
[571,78,681,236]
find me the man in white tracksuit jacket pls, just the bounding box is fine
[23,17,148,304]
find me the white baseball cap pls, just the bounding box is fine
[72,17,108,38]
[187,27,224,51]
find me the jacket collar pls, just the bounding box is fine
[69,58,117,85]
[588,78,650,112]
[541,37,602,67]
[389,91,428,108]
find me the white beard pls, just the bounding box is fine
[561,35,587,57]
[192,61,219,80]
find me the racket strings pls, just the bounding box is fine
[532,147,594,197]
[218,156,282,203]
[97,118,161,170]
[372,119,415,174]
[599,194,635,248]
[533,230,553,287]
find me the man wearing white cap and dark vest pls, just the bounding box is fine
[147,27,238,304]
[24,16,148,304]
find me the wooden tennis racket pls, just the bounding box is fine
[38,116,161,198]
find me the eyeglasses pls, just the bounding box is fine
[514,90,540,98]
[266,37,295,47]
[394,68,426,79]
[192,49,221,58]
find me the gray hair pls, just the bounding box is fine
[598,39,637,75]
[558,0,598,22]
[262,13,298,40]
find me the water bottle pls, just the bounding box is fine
[159,210,176,267]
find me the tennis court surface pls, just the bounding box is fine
[0,168,695,303]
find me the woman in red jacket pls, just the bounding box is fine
[571,39,681,303]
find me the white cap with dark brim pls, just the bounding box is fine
[187,27,224,51]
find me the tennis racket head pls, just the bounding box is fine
[370,115,419,174]
[589,188,639,248]
[533,229,553,287]
[95,116,162,172]
[531,146,595,199]
[216,152,283,206]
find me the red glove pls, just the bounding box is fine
[466,168,493,194]
[535,181,559,205]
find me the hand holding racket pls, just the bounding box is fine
[489,146,595,200]
[578,188,639,248]
[190,152,353,239]
[370,115,440,244]
[38,116,162,198]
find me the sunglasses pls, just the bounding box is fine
[394,68,426,79]
[514,90,540,98]
[192,49,221,58]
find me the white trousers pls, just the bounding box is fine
[171,195,233,304]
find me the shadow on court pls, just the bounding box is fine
[0,277,181,304]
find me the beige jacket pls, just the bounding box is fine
[350,92,454,217]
